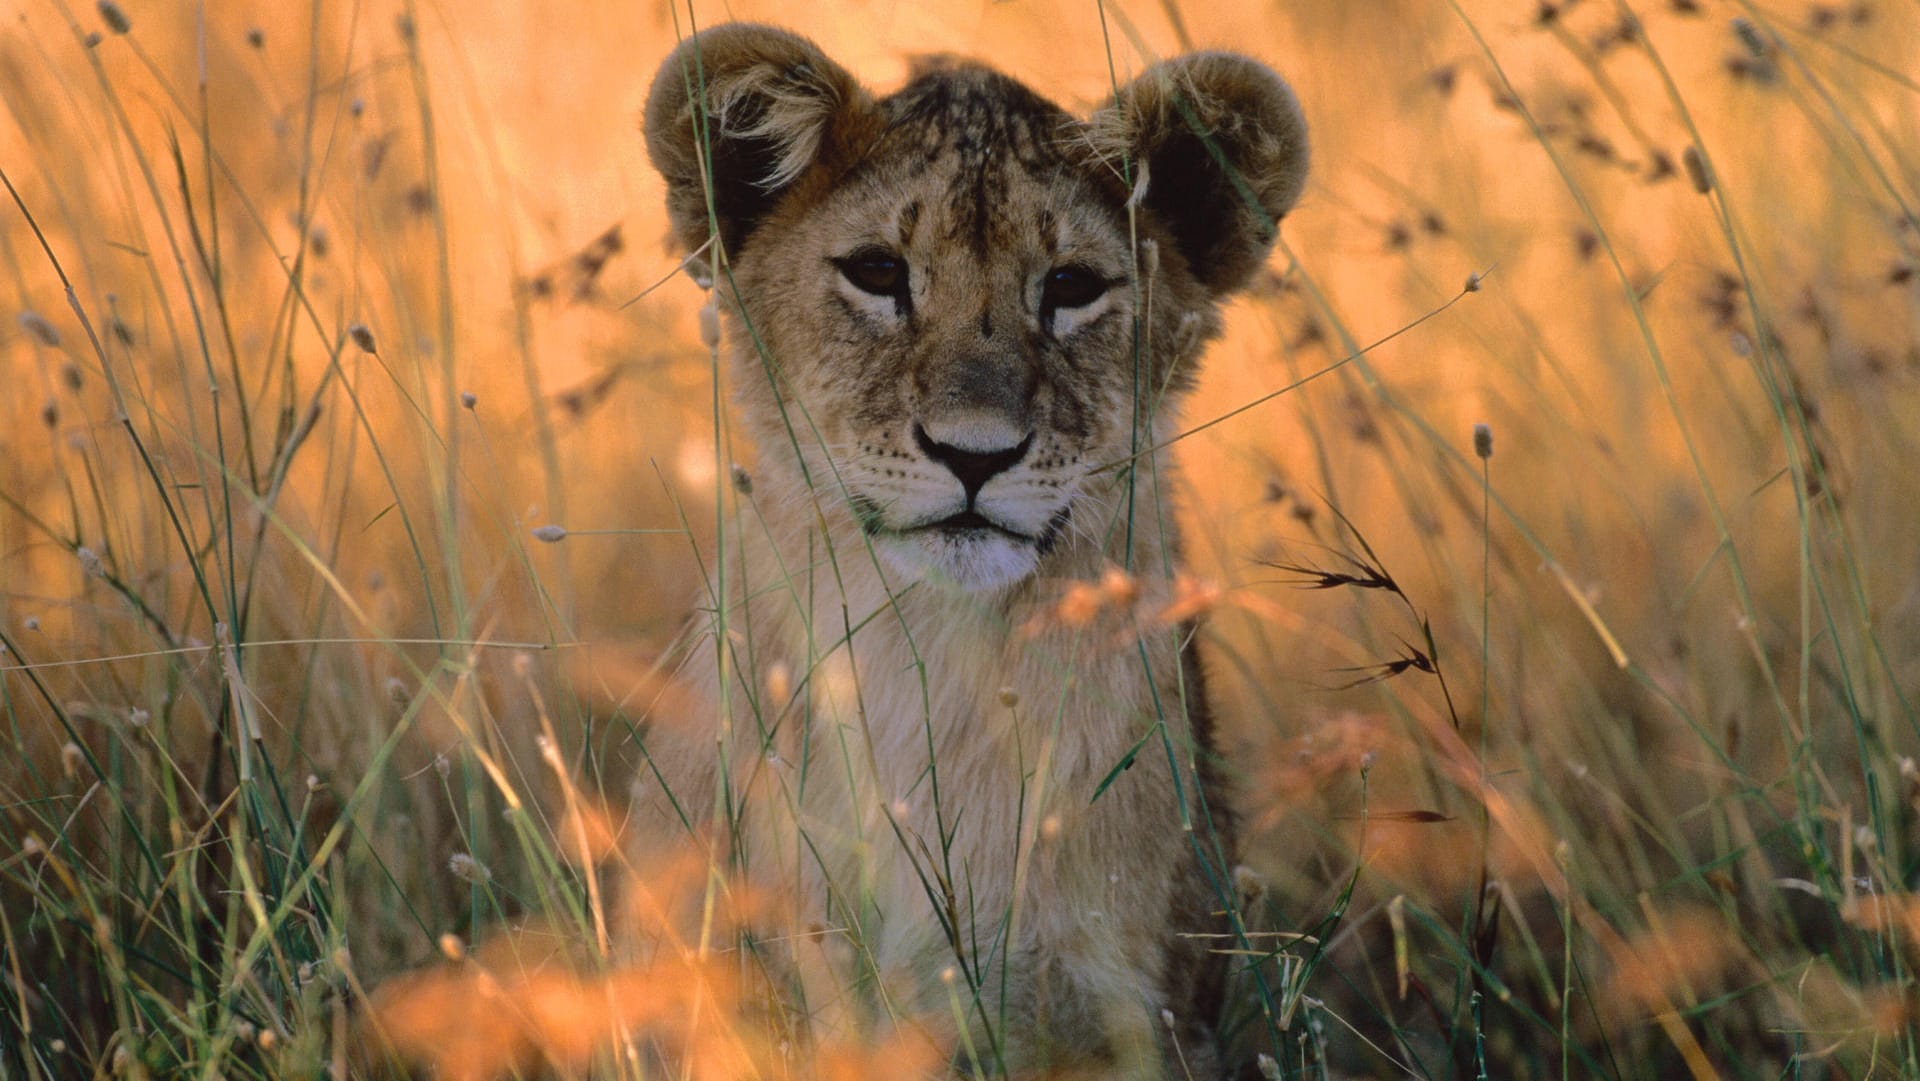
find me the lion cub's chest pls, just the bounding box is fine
[751,585,1183,988]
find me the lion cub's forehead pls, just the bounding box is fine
[857,64,1109,256]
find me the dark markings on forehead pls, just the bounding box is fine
[1036,208,1058,258]
[883,65,1069,257]
[897,200,921,248]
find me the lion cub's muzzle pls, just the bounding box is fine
[856,397,1065,591]
[904,390,1039,533]
[913,423,1033,508]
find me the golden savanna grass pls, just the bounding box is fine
[3,0,1919,1077]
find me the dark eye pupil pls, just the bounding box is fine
[1044,266,1106,312]
[838,251,906,297]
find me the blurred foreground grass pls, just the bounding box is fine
[3,0,1919,1077]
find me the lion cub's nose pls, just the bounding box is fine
[913,423,1033,503]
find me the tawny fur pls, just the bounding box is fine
[635,24,1308,1078]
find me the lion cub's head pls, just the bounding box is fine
[646,25,1308,592]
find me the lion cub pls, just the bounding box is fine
[636,24,1307,1078]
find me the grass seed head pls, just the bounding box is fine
[1156,573,1222,623]
[1644,149,1676,183]
[1233,864,1268,906]
[532,524,567,542]
[97,0,130,34]
[698,297,721,349]
[1684,146,1714,193]
[447,852,491,884]
[1054,580,1106,626]
[17,311,60,346]
[1474,423,1494,459]
[347,322,377,354]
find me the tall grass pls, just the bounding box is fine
[1,0,1917,1078]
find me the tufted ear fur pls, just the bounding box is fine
[644,24,876,267]
[1088,53,1309,296]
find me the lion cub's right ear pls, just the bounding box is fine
[645,24,876,272]
[1088,53,1310,297]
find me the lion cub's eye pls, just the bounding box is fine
[834,248,908,298]
[1042,265,1108,314]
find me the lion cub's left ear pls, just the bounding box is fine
[1088,53,1309,296]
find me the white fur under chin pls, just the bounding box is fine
[873,530,1040,592]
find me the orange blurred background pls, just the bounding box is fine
[4,0,1919,1041]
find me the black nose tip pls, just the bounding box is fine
[913,425,1033,503]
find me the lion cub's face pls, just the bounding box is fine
[647,27,1309,592]
[748,71,1141,590]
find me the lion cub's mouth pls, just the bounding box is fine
[853,497,1075,591]
[911,509,1031,541]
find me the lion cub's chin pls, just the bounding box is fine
[873,529,1041,593]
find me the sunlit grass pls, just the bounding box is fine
[3,0,1919,1078]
